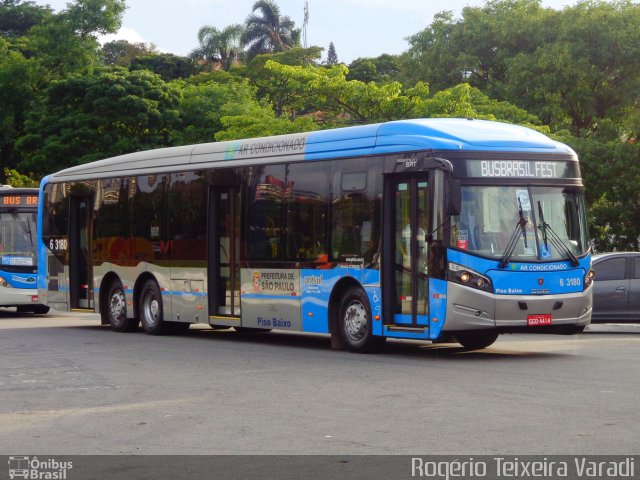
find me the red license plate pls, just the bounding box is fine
[528,314,553,326]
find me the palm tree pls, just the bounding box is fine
[191,24,244,71]
[241,0,301,59]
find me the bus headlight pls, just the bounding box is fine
[448,263,493,293]
[584,269,595,287]
[0,276,10,288]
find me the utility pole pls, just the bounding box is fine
[303,1,309,48]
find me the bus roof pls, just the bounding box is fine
[46,118,577,182]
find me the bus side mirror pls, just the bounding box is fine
[446,179,461,216]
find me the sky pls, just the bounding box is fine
[35,0,579,64]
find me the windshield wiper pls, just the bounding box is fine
[499,198,528,269]
[537,201,579,267]
[9,208,34,247]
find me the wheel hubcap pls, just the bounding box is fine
[143,293,160,327]
[344,300,367,340]
[109,290,125,322]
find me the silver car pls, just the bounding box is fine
[591,252,640,323]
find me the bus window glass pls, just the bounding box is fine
[451,185,588,262]
[331,158,380,263]
[246,165,285,261]
[531,187,589,260]
[43,183,69,238]
[285,162,329,262]
[93,178,129,265]
[0,210,37,268]
[168,172,206,262]
[130,175,167,261]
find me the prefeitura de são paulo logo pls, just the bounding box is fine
[8,456,73,479]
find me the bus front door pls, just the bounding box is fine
[69,196,93,310]
[208,187,241,324]
[384,177,430,329]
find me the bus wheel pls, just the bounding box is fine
[32,305,50,315]
[104,280,135,332]
[138,279,167,335]
[338,287,385,353]
[455,331,499,350]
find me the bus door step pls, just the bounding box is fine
[386,325,428,333]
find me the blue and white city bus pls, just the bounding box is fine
[0,186,49,314]
[38,119,592,351]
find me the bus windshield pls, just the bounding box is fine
[0,210,37,269]
[451,185,589,263]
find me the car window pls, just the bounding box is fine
[594,257,626,281]
[635,258,640,279]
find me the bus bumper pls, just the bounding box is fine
[0,286,40,307]
[443,282,592,333]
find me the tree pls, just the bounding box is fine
[326,42,337,65]
[130,52,194,81]
[16,68,181,176]
[566,137,640,250]
[173,74,260,145]
[0,36,40,180]
[191,24,244,71]
[347,54,401,83]
[26,0,127,78]
[241,0,300,59]
[101,39,157,67]
[241,47,323,118]
[0,0,52,37]
[262,61,539,126]
[402,0,640,137]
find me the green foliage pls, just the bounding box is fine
[101,40,157,67]
[403,0,640,137]
[130,53,195,81]
[23,0,126,79]
[326,42,338,65]
[347,54,401,83]
[263,61,540,126]
[215,107,318,141]
[172,76,260,145]
[191,24,244,71]
[241,0,301,59]
[3,167,37,187]
[16,68,181,176]
[0,36,40,173]
[0,0,52,37]
[563,137,640,250]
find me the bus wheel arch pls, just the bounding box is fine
[100,273,137,332]
[329,278,385,353]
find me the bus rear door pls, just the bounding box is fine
[69,196,93,310]
[208,187,241,325]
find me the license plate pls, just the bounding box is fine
[528,314,552,326]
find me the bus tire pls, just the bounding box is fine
[138,279,167,335]
[104,280,136,332]
[455,331,499,350]
[32,305,50,315]
[338,287,385,353]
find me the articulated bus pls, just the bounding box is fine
[38,119,593,351]
[0,186,49,314]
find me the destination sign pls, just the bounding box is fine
[1,195,39,207]
[461,160,580,179]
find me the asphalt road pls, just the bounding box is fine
[1,310,639,455]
